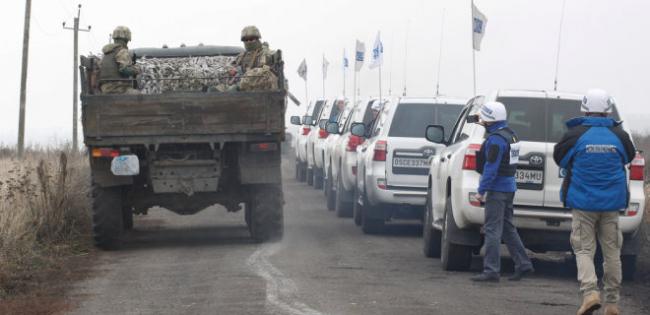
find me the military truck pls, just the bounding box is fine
[79,45,286,248]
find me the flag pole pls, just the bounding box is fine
[389,32,394,96]
[554,0,568,91]
[343,49,346,97]
[379,64,382,107]
[471,0,477,96]
[305,77,309,108]
[322,54,326,99]
[436,9,446,96]
[403,20,410,97]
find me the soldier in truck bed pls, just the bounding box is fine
[99,26,140,94]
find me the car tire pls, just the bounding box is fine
[326,166,336,211]
[441,196,472,271]
[306,168,314,186]
[92,184,124,250]
[353,187,362,226]
[423,189,441,258]
[622,255,637,282]
[361,187,384,234]
[313,167,324,189]
[335,172,353,218]
[297,162,307,182]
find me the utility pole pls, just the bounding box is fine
[17,0,32,158]
[63,4,91,151]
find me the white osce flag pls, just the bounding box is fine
[322,55,330,79]
[369,32,383,69]
[354,40,365,72]
[297,58,307,81]
[472,3,488,51]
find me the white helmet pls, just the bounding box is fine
[581,89,614,113]
[479,101,507,122]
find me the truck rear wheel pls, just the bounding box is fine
[249,185,284,242]
[92,185,125,249]
[122,204,134,231]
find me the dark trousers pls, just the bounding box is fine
[483,191,533,276]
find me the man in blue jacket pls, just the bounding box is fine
[471,101,534,282]
[554,89,635,315]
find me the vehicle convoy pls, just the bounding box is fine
[352,97,465,234]
[324,97,378,217]
[307,98,344,189]
[295,99,326,182]
[80,45,288,248]
[422,90,646,279]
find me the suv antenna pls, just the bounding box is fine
[435,9,446,97]
[553,0,567,92]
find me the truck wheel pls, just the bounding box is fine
[423,190,441,258]
[122,204,134,231]
[313,168,324,189]
[622,255,637,282]
[361,188,384,234]
[441,197,472,271]
[92,185,124,249]
[335,173,352,218]
[353,187,362,226]
[249,185,284,242]
[326,167,336,211]
[306,168,314,186]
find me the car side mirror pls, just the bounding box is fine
[290,116,301,125]
[319,119,328,130]
[425,125,446,144]
[350,123,366,137]
[302,115,312,125]
[326,122,339,134]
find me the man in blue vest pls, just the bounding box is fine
[554,89,636,315]
[471,101,534,282]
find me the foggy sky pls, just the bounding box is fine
[1,0,649,146]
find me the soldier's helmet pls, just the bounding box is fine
[240,26,261,41]
[112,26,132,42]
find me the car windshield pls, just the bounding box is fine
[310,100,325,119]
[388,103,463,138]
[498,97,620,143]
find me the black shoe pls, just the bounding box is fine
[508,268,534,281]
[471,273,500,282]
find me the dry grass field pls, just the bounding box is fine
[0,147,92,312]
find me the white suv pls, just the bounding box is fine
[422,90,646,279]
[352,97,465,234]
[313,98,347,189]
[324,97,377,217]
[293,99,326,183]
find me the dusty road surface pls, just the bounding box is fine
[67,157,650,315]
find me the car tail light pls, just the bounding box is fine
[462,144,482,170]
[346,135,364,152]
[468,192,483,207]
[373,140,387,161]
[250,142,278,152]
[377,178,386,190]
[630,152,645,181]
[318,129,329,139]
[302,127,311,136]
[91,148,120,158]
[623,203,640,216]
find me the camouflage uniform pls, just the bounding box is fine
[227,26,280,91]
[99,26,139,94]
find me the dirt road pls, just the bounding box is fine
[67,158,650,315]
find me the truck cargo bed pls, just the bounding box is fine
[82,91,286,145]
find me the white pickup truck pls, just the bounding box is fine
[422,90,645,280]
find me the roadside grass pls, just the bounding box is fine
[0,145,91,312]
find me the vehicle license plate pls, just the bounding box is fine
[393,157,430,169]
[515,169,543,184]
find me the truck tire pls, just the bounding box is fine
[423,190,441,258]
[326,166,336,211]
[335,173,352,218]
[441,197,472,271]
[353,187,362,226]
[122,204,134,231]
[92,185,124,249]
[249,185,284,242]
[306,168,314,186]
[313,167,324,189]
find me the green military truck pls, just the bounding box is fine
[80,46,285,249]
